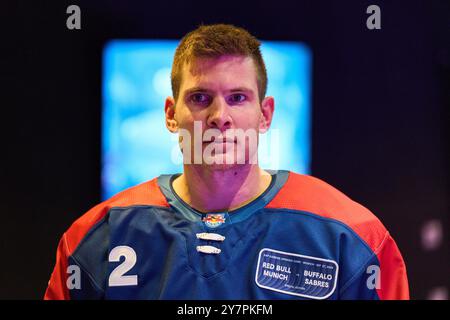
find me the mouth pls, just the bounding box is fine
[203,136,237,144]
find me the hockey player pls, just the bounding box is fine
[45,24,409,300]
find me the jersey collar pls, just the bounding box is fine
[157,170,289,224]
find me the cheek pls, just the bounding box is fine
[175,108,196,128]
[176,110,207,141]
[233,109,262,129]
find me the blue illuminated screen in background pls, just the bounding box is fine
[102,40,312,200]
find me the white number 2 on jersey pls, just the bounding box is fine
[108,246,138,287]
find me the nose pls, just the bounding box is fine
[206,97,232,131]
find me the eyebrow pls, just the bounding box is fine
[228,87,253,94]
[183,87,254,96]
[183,87,213,96]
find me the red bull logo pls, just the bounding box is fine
[202,213,226,228]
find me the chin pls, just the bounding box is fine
[203,152,257,171]
[206,162,241,171]
[202,153,241,171]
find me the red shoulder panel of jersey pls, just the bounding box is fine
[266,172,409,300]
[266,172,386,254]
[65,178,169,257]
[44,178,169,300]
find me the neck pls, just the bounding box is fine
[172,164,272,213]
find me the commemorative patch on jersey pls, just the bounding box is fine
[202,213,226,228]
[255,248,339,299]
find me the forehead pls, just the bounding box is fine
[180,55,259,91]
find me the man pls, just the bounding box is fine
[45,24,409,300]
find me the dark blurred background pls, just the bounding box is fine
[1,0,449,299]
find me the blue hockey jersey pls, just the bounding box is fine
[45,170,409,299]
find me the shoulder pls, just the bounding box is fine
[267,171,387,252]
[62,177,169,256]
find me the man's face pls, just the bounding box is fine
[165,55,274,169]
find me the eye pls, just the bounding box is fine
[189,93,211,105]
[227,93,247,105]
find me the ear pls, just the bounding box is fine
[165,97,178,133]
[259,96,275,133]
